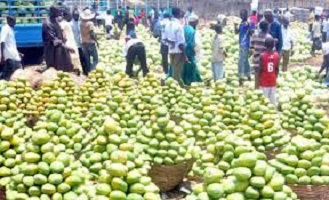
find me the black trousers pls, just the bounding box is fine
[126,42,149,77]
[323,32,327,42]
[105,25,112,34]
[0,59,22,81]
[78,47,88,75]
[160,43,169,74]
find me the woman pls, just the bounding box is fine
[42,5,74,72]
[181,15,202,86]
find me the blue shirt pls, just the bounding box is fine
[239,21,255,48]
[268,21,283,51]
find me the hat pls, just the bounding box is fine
[80,8,95,20]
[217,14,226,22]
[188,14,199,22]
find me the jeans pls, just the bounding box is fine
[0,59,22,81]
[261,87,276,106]
[78,47,88,75]
[82,43,98,74]
[281,50,290,72]
[160,43,169,74]
[170,53,185,86]
[212,61,224,81]
[238,47,251,78]
[126,42,149,77]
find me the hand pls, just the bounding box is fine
[67,47,75,54]
[185,55,191,63]
[19,53,24,58]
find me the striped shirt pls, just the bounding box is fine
[250,32,273,68]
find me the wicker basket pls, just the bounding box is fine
[0,186,6,200]
[289,185,329,200]
[149,161,193,192]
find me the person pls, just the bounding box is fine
[104,9,114,38]
[140,8,147,26]
[249,10,258,25]
[322,16,329,42]
[42,5,74,72]
[217,14,227,27]
[281,17,293,72]
[159,8,164,19]
[158,13,170,74]
[162,7,186,86]
[80,8,98,74]
[184,6,194,24]
[124,32,149,78]
[126,18,136,36]
[71,8,88,75]
[150,13,160,32]
[181,15,202,86]
[284,8,293,22]
[308,8,315,33]
[273,8,280,23]
[0,16,23,80]
[60,9,82,73]
[235,9,254,86]
[211,24,226,81]
[264,9,283,52]
[311,15,322,56]
[319,42,329,86]
[259,38,280,106]
[250,21,273,89]
[115,6,124,30]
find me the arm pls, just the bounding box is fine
[234,23,240,34]
[0,26,8,63]
[89,22,98,47]
[277,24,283,51]
[0,43,4,63]
[259,55,263,74]
[276,54,280,76]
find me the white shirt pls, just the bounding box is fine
[123,38,142,56]
[313,21,322,38]
[323,19,329,32]
[282,26,293,50]
[160,18,170,45]
[323,42,329,55]
[0,24,20,61]
[162,18,185,54]
[71,20,81,48]
[105,14,114,26]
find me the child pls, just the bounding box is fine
[211,24,226,81]
[259,38,280,106]
[319,42,329,86]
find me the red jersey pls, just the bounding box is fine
[259,51,280,87]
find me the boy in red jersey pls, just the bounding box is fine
[259,38,280,106]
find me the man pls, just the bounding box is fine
[80,8,98,74]
[104,9,114,38]
[322,16,329,42]
[249,10,258,25]
[250,21,272,89]
[235,9,254,86]
[162,7,186,86]
[319,42,329,86]
[311,15,322,56]
[184,6,194,24]
[159,13,170,74]
[42,5,74,72]
[281,17,293,72]
[264,9,283,52]
[71,8,88,75]
[61,9,82,73]
[284,8,293,22]
[273,8,280,23]
[0,16,23,80]
[211,24,226,81]
[124,32,149,78]
[115,6,124,30]
[308,8,315,33]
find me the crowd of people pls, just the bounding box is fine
[0,4,328,106]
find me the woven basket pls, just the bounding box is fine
[0,186,6,200]
[149,161,193,192]
[289,185,329,200]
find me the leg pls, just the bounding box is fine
[244,48,251,79]
[90,43,98,71]
[282,50,289,72]
[126,46,136,77]
[254,66,260,89]
[136,44,149,76]
[78,48,88,75]
[212,62,219,81]
[82,44,91,74]
[161,44,169,74]
[171,53,185,86]
[261,87,270,103]
[270,87,277,107]
[238,48,244,79]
